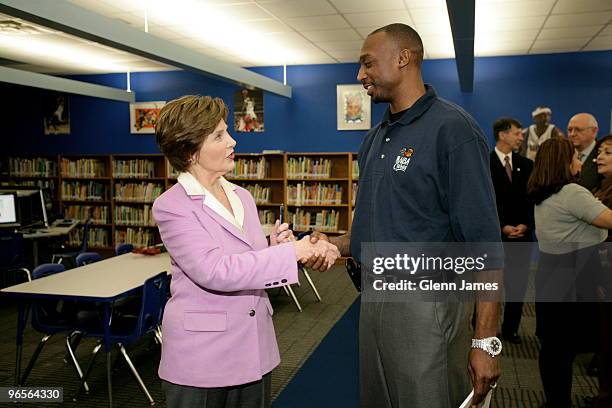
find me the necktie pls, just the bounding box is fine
[504,155,512,182]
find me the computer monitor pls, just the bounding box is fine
[0,192,18,227]
[0,187,48,229]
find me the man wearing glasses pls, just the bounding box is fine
[568,113,600,191]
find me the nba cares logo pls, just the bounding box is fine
[393,147,414,172]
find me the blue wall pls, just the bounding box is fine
[3,50,611,155]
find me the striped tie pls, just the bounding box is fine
[504,155,512,182]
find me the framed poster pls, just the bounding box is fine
[130,101,165,134]
[43,92,70,135]
[337,84,371,131]
[234,88,264,132]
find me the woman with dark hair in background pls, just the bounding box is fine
[527,137,612,408]
[592,134,612,408]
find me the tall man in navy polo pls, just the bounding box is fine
[317,24,503,408]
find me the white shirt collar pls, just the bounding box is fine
[494,146,513,169]
[177,172,244,230]
[578,141,596,163]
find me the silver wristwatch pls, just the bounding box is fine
[471,337,502,357]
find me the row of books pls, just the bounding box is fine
[68,227,110,248]
[113,159,157,178]
[114,205,156,226]
[352,159,359,179]
[244,184,271,204]
[114,182,163,202]
[258,209,276,226]
[115,228,156,248]
[0,179,58,200]
[9,158,57,177]
[289,209,340,232]
[61,158,107,177]
[63,205,110,224]
[167,165,180,178]
[228,158,269,179]
[352,182,358,205]
[61,181,108,201]
[287,158,332,179]
[287,183,343,205]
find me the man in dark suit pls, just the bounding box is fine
[568,113,600,191]
[490,117,534,344]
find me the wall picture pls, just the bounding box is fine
[43,92,70,135]
[130,101,165,134]
[234,88,264,132]
[337,84,371,131]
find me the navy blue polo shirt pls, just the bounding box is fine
[350,85,501,263]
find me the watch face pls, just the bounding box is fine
[488,338,502,355]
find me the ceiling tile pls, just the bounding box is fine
[602,24,612,35]
[344,10,413,28]
[355,26,396,37]
[476,0,555,19]
[328,49,361,61]
[583,35,612,50]
[553,0,612,14]
[108,11,146,28]
[538,26,603,40]
[240,19,291,33]
[476,15,547,33]
[258,0,336,18]
[316,40,363,52]
[545,11,612,28]
[477,49,529,57]
[214,3,274,21]
[426,50,455,59]
[301,28,362,42]
[285,15,349,31]
[531,37,590,51]
[413,22,452,36]
[409,5,449,24]
[329,0,406,14]
[475,29,540,43]
[404,0,446,7]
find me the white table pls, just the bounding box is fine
[21,219,80,266]
[1,252,171,407]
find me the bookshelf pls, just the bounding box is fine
[60,155,112,250]
[226,154,285,230]
[112,155,165,249]
[3,152,358,252]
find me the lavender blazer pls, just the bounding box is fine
[153,182,299,388]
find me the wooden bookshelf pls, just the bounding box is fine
[4,152,358,252]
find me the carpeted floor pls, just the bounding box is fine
[0,265,358,407]
[0,263,602,408]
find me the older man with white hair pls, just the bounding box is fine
[520,106,563,160]
[569,113,600,191]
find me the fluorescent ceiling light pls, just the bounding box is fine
[0,32,130,72]
[144,0,298,65]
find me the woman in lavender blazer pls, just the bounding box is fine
[153,95,338,408]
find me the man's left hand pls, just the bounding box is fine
[468,348,500,406]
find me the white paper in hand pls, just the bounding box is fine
[458,388,493,408]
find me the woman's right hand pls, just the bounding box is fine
[293,236,340,270]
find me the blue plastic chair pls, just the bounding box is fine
[115,243,134,256]
[75,252,102,267]
[73,272,169,405]
[19,263,89,391]
[52,219,91,267]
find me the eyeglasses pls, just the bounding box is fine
[567,126,595,133]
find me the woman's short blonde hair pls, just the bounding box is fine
[156,95,229,172]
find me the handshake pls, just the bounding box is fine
[270,220,341,271]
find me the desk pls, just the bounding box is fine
[0,252,171,407]
[21,219,79,266]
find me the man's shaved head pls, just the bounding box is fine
[369,23,424,66]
